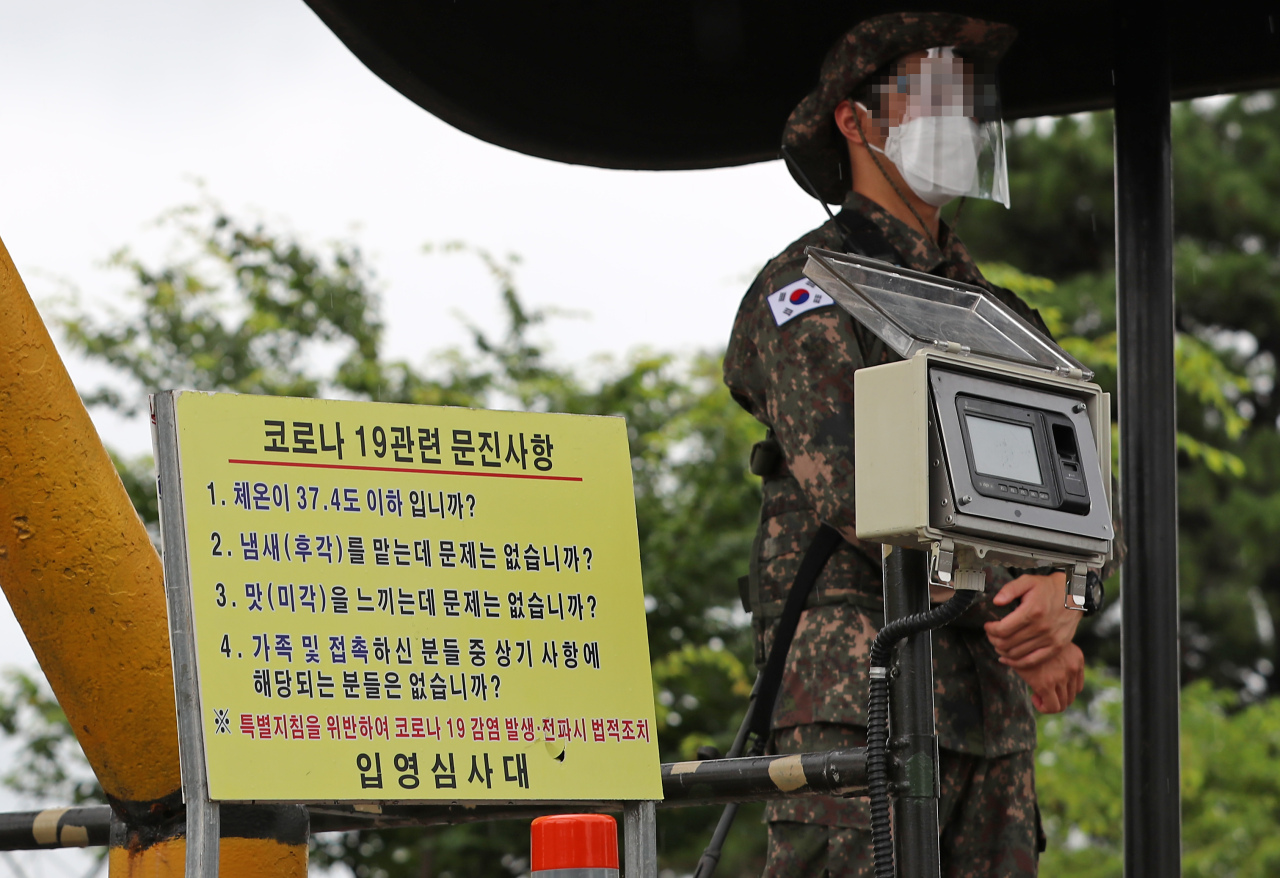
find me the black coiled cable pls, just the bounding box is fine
[866,589,978,878]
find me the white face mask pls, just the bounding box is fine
[871,115,984,207]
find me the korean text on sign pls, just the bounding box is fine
[157,392,659,802]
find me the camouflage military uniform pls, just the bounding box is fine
[724,192,1050,877]
[719,10,1088,875]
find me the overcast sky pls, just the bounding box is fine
[0,0,829,863]
[1,0,831,457]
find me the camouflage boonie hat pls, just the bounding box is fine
[783,12,1016,204]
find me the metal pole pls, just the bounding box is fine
[883,547,941,878]
[1114,6,1183,876]
[108,804,308,875]
[622,801,658,878]
[152,392,220,877]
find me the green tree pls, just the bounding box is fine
[58,206,486,412]
[1036,670,1280,876]
[0,670,101,806]
[964,97,1280,695]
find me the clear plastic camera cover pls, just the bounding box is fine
[802,248,1090,378]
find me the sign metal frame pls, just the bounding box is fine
[151,389,661,876]
[153,391,220,876]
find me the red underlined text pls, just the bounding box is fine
[228,459,583,482]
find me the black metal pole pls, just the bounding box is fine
[691,672,760,878]
[883,546,941,878]
[1114,6,1183,876]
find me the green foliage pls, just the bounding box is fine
[968,97,1280,695]
[0,670,102,806]
[1037,671,1280,877]
[978,262,1250,480]
[58,208,375,412]
[1034,672,1123,877]
[53,204,497,417]
[965,95,1280,873]
[652,644,752,761]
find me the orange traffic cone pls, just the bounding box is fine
[531,814,620,877]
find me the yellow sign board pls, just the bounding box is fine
[161,391,661,802]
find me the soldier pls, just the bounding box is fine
[724,12,1094,877]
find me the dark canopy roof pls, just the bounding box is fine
[304,1,1280,170]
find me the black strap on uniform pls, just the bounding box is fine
[738,209,887,749]
[745,523,845,749]
[693,204,883,878]
[692,524,846,878]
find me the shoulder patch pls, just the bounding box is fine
[767,278,834,327]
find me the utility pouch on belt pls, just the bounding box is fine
[742,430,783,619]
[749,430,783,477]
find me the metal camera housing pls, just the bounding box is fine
[802,249,1114,605]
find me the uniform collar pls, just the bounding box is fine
[839,191,984,285]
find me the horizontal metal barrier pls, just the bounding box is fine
[0,807,111,850]
[0,748,867,849]
[661,746,865,805]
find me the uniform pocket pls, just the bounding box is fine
[759,510,816,561]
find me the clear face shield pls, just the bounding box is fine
[864,47,1010,208]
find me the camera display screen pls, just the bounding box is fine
[964,415,1044,485]
[922,364,1112,549]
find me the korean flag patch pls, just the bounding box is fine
[767,278,833,326]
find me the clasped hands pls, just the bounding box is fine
[984,572,1084,714]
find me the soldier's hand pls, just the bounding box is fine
[984,572,1081,668]
[1007,643,1085,713]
